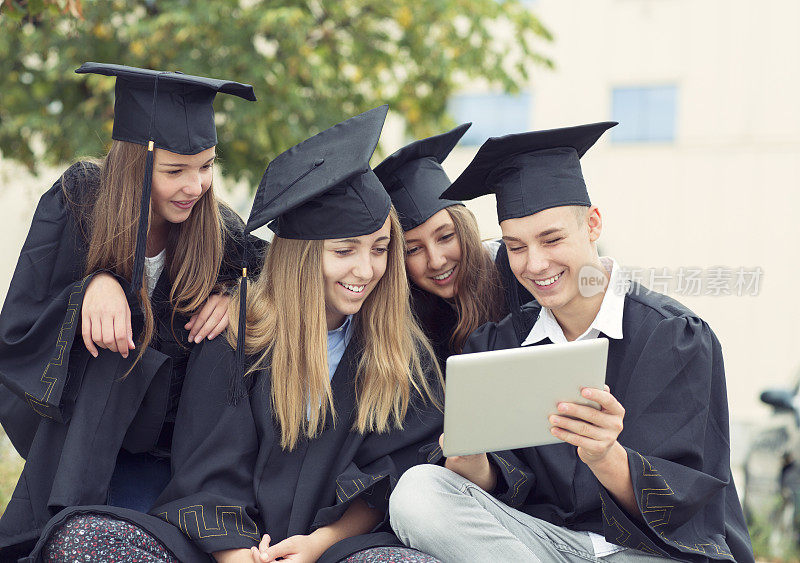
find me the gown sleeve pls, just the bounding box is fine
[461,319,502,355]
[597,315,753,562]
[150,337,261,554]
[422,439,537,509]
[0,164,101,424]
[311,371,444,531]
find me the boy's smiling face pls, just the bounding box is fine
[501,205,602,317]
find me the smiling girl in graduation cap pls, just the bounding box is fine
[0,62,259,560]
[213,105,444,563]
[373,124,531,369]
[166,106,445,563]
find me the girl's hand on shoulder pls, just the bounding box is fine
[186,292,231,343]
[82,272,134,359]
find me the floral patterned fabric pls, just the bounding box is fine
[41,514,440,562]
[342,546,441,562]
[42,514,178,563]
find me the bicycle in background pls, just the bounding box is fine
[742,374,800,558]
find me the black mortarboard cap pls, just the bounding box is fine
[75,62,256,296]
[441,122,617,222]
[245,105,391,239]
[75,62,256,154]
[374,123,470,231]
[232,106,391,388]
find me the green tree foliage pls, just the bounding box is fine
[0,0,552,183]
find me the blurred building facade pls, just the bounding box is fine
[434,0,800,424]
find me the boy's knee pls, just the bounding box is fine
[390,464,459,534]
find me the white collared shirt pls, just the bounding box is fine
[521,257,626,346]
[520,256,628,557]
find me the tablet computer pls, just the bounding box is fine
[442,338,609,457]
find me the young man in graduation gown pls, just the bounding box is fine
[389,122,754,562]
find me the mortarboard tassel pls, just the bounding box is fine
[130,75,161,296]
[231,237,248,403]
[236,268,247,374]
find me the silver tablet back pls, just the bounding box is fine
[442,338,609,457]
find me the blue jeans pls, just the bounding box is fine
[107,449,171,512]
[390,464,669,563]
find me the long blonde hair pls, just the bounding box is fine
[446,205,506,353]
[82,140,225,368]
[229,208,442,451]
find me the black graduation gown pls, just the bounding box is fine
[62,335,443,563]
[427,283,753,563]
[410,240,530,369]
[0,162,263,559]
[409,285,459,370]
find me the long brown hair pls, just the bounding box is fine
[82,140,225,369]
[229,208,443,451]
[446,205,505,353]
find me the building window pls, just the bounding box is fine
[611,85,677,143]
[448,92,533,146]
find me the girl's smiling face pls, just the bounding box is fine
[322,216,392,330]
[150,146,216,225]
[403,208,463,299]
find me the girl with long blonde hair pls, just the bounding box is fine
[231,212,437,453]
[373,124,531,367]
[96,107,445,563]
[0,63,258,561]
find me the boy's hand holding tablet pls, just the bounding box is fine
[548,383,626,467]
[439,382,625,490]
